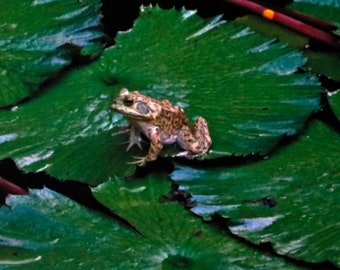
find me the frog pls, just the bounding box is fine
[110,88,212,166]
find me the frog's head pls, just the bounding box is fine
[110,88,160,120]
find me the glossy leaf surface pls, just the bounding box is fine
[0,0,103,107]
[0,176,305,269]
[0,3,338,269]
[0,7,321,183]
[171,121,340,267]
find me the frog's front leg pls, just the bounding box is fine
[176,117,212,158]
[131,128,163,166]
[127,125,143,151]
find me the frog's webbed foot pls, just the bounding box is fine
[175,151,189,158]
[175,151,200,159]
[126,137,143,151]
[128,156,149,166]
[125,126,145,151]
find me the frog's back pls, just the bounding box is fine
[155,99,189,136]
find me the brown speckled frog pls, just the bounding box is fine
[110,88,212,166]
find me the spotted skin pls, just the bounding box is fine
[110,88,212,166]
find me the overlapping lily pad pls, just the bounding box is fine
[0,175,306,269]
[241,0,340,81]
[0,3,339,269]
[171,120,340,267]
[0,0,103,108]
[288,0,340,81]
[0,7,321,182]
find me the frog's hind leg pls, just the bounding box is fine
[145,132,163,162]
[192,117,212,154]
[176,117,212,158]
[130,132,164,166]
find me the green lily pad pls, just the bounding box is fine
[290,0,340,26]
[0,0,103,108]
[171,120,340,267]
[0,63,130,184]
[0,59,143,183]
[0,7,321,182]
[290,0,340,81]
[0,175,306,269]
[241,0,340,81]
[0,4,338,268]
[103,7,321,157]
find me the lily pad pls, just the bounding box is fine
[0,64,130,184]
[288,0,340,81]
[290,0,340,26]
[103,7,321,157]
[171,120,340,267]
[0,4,338,268]
[0,0,103,108]
[240,0,340,81]
[0,7,321,181]
[0,175,305,269]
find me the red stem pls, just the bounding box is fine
[223,0,340,49]
[0,176,28,195]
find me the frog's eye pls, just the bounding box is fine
[136,102,150,115]
[123,98,134,106]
